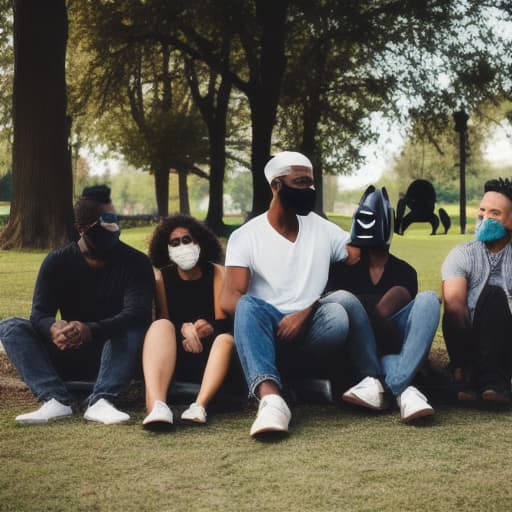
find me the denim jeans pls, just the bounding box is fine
[380,291,440,396]
[234,293,381,398]
[0,317,146,405]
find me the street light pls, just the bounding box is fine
[453,109,469,234]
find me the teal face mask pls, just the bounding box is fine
[475,217,507,242]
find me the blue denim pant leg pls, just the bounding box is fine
[89,326,147,405]
[381,291,440,396]
[234,295,284,398]
[320,290,382,378]
[0,317,72,404]
[298,301,350,359]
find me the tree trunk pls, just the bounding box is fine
[0,0,73,249]
[204,75,231,235]
[153,167,170,217]
[248,0,288,217]
[178,169,190,215]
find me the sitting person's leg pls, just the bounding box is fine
[472,285,512,401]
[381,291,440,421]
[234,295,290,436]
[84,324,148,424]
[321,290,385,410]
[181,333,234,424]
[234,295,283,398]
[140,319,176,426]
[382,291,440,394]
[0,317,73,423]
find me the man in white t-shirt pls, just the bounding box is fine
[221,151,385,437]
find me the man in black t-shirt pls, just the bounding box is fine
[328,186,440,422]
[0,185,154,424]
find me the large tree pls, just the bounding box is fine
[0,0,73,249]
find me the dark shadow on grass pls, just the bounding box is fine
[142,422,176,434]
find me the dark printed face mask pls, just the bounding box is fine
[278,183,316,216]
[84,218,120,259]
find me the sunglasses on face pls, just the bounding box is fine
[168,235,193,247]
[83,213,120,232]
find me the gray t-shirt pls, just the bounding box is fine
[441,240,512,318]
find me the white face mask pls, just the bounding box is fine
[168,243,200,271]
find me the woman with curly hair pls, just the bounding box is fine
[142,214,237,427]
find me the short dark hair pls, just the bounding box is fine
[148,214,223,269]
[74,185,112,226]
[484,178,512,203]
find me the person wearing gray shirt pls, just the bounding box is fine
[441,178,512,403]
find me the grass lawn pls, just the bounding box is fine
[3,216,512,512]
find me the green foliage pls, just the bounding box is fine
[0,170,11,201]
[225,169,253,214]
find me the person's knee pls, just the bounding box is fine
[315,302,349,342]
[146,318,175,339]
[0,317,34,344]
[214,333,234,348]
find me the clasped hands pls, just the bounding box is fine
[181,319,214,353]
[50,320,92,351]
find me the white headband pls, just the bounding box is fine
[264,151,313,184]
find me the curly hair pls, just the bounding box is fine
[148,213,223,269]
[484,178,512,203]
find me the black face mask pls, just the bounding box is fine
[83,222,120,259]
[278,183,316,216]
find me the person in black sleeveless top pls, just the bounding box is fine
[141,214,237,427]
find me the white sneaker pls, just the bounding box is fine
[84,398,130,425]
[15,398,72,424]
[342,376,387,411]
[142,400,174,427]
[181,402,207,424]
[250,394,291,436]
[397,386,434,423]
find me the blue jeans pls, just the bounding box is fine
[0,317,146,405]
[234,293,381,398]
[380,291,440,396]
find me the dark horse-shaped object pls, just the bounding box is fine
[395,179,451,235]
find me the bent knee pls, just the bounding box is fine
[213,332,234,347]
[145,319,176,339]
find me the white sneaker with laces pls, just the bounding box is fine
[397,386,434,423]
[84,398,130,425]
[15,398,73,424]
[142,400,174,427]
[250,394,291,437]
[181,402,207,424]
[342,376,387,410]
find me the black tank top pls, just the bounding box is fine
[161,262,215,332]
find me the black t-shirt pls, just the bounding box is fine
[327,253,417,299]
[327,253,418,354]
[30,241,155,342]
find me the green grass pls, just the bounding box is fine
[3,217,512,512]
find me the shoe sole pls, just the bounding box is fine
[84,415,130,425]
[142,420,174,431]
[250,424,289,436]
[16,414,72,424]
[181,416,207,424]
[401,407,435,423]
[342,392,385,411]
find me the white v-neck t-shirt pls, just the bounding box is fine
[225,212,350,314]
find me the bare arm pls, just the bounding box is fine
[154,269,169,320]
[219,266,250,316]
[344,245,361,266]
[442,277,469,320]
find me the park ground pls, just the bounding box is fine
[2,210,512,511]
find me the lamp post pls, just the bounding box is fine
[453,110,469,234]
